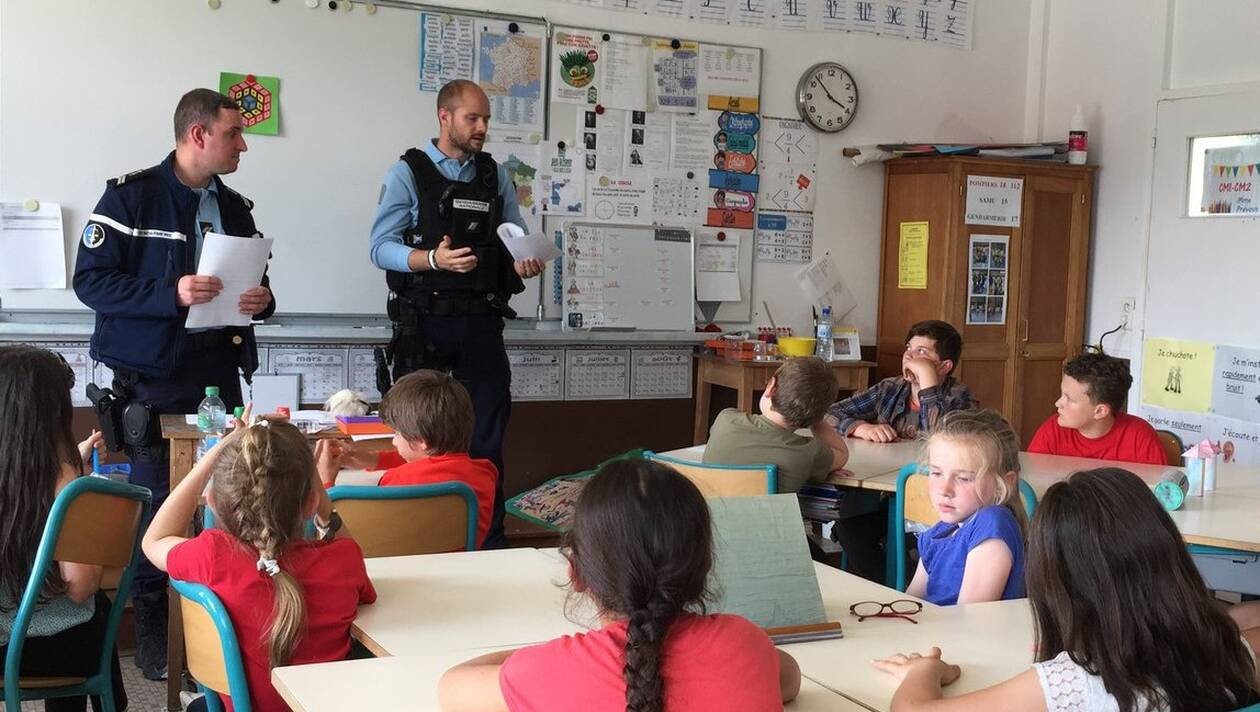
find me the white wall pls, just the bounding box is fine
[1034,0,1260,358]
[0,0,1033,340]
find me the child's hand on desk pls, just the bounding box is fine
[315,439,348,487]
[871,647,961,686]
[852,423,898,443]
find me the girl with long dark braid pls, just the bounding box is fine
[439,459,801,711]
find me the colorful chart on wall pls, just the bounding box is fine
[219,72,279,136]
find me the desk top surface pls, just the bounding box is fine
[695,353,876,369]
[660,438,918,483]
[272,652,866,712]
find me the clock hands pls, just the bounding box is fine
[815,77,845,109]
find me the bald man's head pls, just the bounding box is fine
[436,80,490,157]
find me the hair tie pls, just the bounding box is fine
[256,556,280,577]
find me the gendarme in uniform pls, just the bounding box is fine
[370,139,526,547]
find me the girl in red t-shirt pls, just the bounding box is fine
[143,413,375,712]
[438,459,801,712]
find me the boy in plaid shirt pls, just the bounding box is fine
[828,320,974,441]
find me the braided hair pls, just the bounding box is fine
[210,420,315,668]
[562,460,714,712]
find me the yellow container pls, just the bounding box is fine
[776,336,817,357]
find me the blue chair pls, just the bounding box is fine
[170,579,251,712]
[328,483,480,556]
[890,463,1038,591]
[4,476,152,712]
[645,451,778,497]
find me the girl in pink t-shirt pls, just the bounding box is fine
[438,459,801,711]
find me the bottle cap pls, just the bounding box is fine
[233,406,246,419]
[205,386,220,396]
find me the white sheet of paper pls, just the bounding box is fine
[650,39,700,112]
[670,111,719,172]
[186,232,274,329]
[624,110,671,174]
[482,140,543,235]
[577,107,625,174]
[539,144,587,216]
[698,44,761,100]
[696,228,741,301]
[587,174,653,225]
[795,255,857,321]
[598,36,649,112]
[497,223,562,262]
[0,201,66,289]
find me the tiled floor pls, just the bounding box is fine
[13,655,167,711]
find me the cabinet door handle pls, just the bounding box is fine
[1020,318,1029,343]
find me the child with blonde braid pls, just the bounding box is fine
[143,413,376,712]
[437,459,800,712]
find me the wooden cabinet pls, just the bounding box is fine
[876,157,1097,446]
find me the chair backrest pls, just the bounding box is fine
[893,463,1037,591]
[1155,429,1186,467]
[171,579,251,712]
[328,483,479,556]
[5,476,151,709]
[645,452,777,497]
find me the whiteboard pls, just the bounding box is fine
[561,222,694,331]
[0,1,546,316]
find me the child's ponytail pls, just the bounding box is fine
[212,421,316,668]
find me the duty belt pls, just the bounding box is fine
[184,329,243,351]
[409,291,497,318]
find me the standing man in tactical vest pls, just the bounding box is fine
[370,80,544,548]
[74,89,274,681]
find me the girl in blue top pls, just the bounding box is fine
[907,409,1027,606]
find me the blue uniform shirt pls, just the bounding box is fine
[191,180,223,264]
[917,505,1026,606]
[369,139,525,273]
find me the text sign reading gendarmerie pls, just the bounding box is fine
[965,175,1024,227]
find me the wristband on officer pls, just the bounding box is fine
[427,248,440,271]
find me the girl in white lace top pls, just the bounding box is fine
[871,467,1260,712]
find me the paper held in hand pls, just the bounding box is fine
[497,222,562,263]
[185,232,274,329]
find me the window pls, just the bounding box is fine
[1187,133,1260,216]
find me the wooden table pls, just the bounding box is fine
[693,354,874,444]
[157,415,352,711]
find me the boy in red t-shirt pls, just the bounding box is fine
[319,370,497,548]
[1027,352,1167,465]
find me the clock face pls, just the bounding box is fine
[796,62,858,132]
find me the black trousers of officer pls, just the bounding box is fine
[392,312,511,548]
[128,345,244,592]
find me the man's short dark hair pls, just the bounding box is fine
[174,89,239,142]
[436,79,482,113]
[906,320,963,373]
[379,370,474,454]
[770,356,839,429]
[1063,352,1133,414]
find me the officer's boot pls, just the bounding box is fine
[132,586,169,681]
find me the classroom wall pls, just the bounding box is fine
[0,0,1034,342]
[1034,0,1260,359]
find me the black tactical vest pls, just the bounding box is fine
[385,148,504,296]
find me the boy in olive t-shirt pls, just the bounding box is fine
[703,357,849,492]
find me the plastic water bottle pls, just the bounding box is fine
[196,386,226,461]
[814,306,834,361]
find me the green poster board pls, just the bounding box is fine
[219,72,280,136]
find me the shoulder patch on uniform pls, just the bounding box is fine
[81,223,106,249]
[221,184,254,210]
[109,166,156,187]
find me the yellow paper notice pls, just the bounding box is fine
[898,221,929,289]
[1141,338,1216,413]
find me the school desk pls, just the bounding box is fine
[352,548,590,657]
[271,652,868,712]
[693,354,874,444]
[787,598,1035,711]
[659,438,920,488]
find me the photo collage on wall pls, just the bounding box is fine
[966,234,1009,325]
